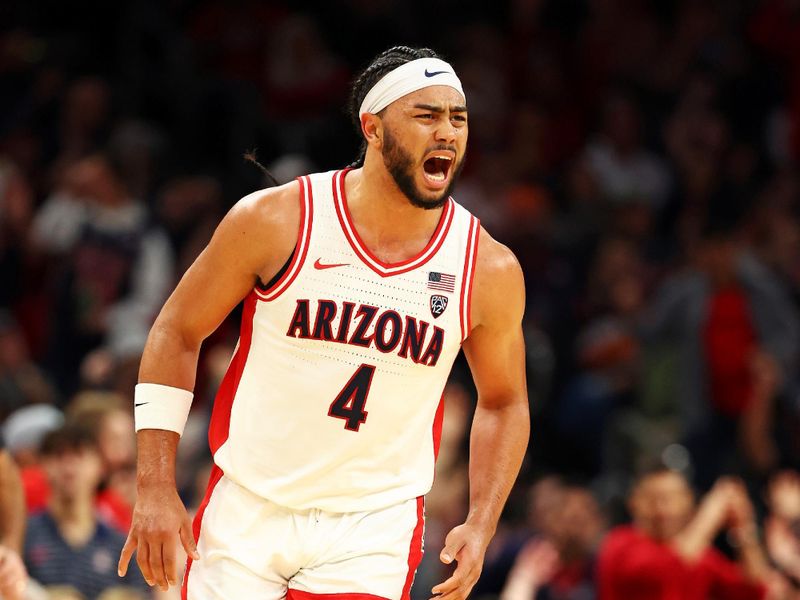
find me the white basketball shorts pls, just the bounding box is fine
[182,467,425,600]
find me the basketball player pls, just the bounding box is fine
[118,46,529,600]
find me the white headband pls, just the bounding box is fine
[358,58,465,117]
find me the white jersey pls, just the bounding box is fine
[209,169,480,512]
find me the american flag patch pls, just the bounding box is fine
[427,271,456,293]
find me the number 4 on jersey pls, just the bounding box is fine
[329,364,375,431]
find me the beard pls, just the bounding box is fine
[381,128,464,210]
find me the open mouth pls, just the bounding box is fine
[422,154,453,185]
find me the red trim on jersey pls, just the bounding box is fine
[207,291,257,454]
[286,590,389,600]
[255,175,314,301]
[401,496,426,600]
[465,218,480,337]
[332,169,454,278]
[459,216,480,341]
[432,393,446,461]
[181,464,224,600]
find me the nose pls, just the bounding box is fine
[434,117,457,145]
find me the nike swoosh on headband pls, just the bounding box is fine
[424,69,449,77]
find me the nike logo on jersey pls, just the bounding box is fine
[424,69,448,77]
[134,402,149,407]
[314,259,349,270]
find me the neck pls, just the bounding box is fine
[347,152,445,248]
[49,493,96,547]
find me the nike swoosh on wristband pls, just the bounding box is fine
[424,69,448,77]
[134,402,149,407]
[314,259,350,270]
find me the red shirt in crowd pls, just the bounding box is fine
[703,286,756,416]
[598,526,766,600]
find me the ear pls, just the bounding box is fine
[361,113,383,150]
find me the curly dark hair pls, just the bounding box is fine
[347,46,442,168]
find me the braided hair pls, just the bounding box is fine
[347,46,442,168]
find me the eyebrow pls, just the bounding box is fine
[412,103,468,113]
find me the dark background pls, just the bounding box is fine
[4,1,800,598]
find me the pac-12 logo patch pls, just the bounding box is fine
[430,295,448,318]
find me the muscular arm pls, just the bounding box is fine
[119,182,300,590]
[433,229,529,600]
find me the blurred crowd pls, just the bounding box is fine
[4,0,800,598]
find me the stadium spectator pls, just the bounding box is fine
[765,471,800,586]
[30,153,173,395]
[641,215,800,487]
[66,393,136,533]
[598,468,778,600]
[22,424,147,598]
[502,484,604,600]
[0,312,58,421]
[583,89,671,210]
[2,404,63,514]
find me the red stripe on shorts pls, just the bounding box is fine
[401,496,425,600]
[181,464,224,600]
[286,590,389,600]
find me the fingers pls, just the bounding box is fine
[432,587,478,600]
[430,565,480,600]
[118,532,136,577]
[148,540,169,591]
[163,535,179,588]
[179,516,201,561]
[431,555,480,600]
[121,528,191,591]
[432,573,460,596]
[440,530,467,565]
[137,540,153,586]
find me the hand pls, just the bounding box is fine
[118,483,200,591]
[431,523,491,600]
[0,545,28,600]
[769,471,800,523]
[727,480,757,531]
[765,518,800,579]
[697,478,739,528]
[500,538,560,600]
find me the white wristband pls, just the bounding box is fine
[134,383,193,437]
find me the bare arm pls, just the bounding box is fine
[728,481,773,584]
[671,481,733,563]
[0,450,24,554]
[432,230,530,600]
[118,182,300,591]
[672,478,771,581]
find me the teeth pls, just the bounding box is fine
[427,171,446,182]
[433,155,452,161]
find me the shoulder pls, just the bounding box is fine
[24,511,55,543]
[473,227,523,283]
[210,180,302,262]
[470,226,525,329]
[224,180,302,235]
